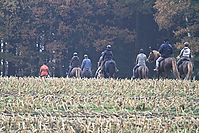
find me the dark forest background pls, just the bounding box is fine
[0,0,198,78]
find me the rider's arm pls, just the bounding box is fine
[136,55,139,64]
[170,45,173,54]
[81,60,85,70]
[158,44,163,54]
[190,50,193,58]
[179,49,184,58]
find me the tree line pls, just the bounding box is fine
[0,0,198,78]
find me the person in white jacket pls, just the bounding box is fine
[177,42,193,69]
[132,49,147,79]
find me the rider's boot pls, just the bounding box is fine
[153,67,159,72]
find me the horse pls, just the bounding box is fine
[81,69,92,78]
[95,60,117,78]
[70,67,82,78]
[134,66,149,79]
[178,61,193,80]
[104,60,117,78]
[147,50,180,79]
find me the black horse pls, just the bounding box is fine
[81,69,92,78]
[104,60,117,78]
[95,60,117,78]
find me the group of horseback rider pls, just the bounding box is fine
[67,52,92,77]
[132,38,194,79]
[40,38,194,78]
[67,44,115,78]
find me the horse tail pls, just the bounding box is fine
[185,62,193,80]
[172,59,180,79]
[78,69,81,78]
[75,68,81,78]
[142,67,146,79]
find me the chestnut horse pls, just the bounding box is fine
[70,67,82,78]
[178,61,193,80]
[148,50,180,79]
[134,66,149,79]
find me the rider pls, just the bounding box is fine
[101,44,113,73]
[81,54,92,77]
[132,49,147,79]
[40,61,49,78]
[177,42,193,69]
[154,38,173,71]
[68,52,81,77]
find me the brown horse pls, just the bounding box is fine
[70,67,82,78]
[134,66,149,79]
[178,61,193,80]
[147,50,180,79]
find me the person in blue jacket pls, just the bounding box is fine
[81,54,92,77]
[154,38,173,71]
[101,44,113,72]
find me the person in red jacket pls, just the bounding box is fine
[40,61,49,78]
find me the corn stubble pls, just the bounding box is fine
[0,77,199,132]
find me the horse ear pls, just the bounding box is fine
[149,46,152,52]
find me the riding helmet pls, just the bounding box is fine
[184,42,189,46]
[84,54,88,58]
[73,52,77,56]
[107,45,111,48]
[164,38,169,42]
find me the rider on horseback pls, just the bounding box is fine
[81,54,92,77]
[101,44,113,73]
[132,49,147,79]
[68,52,81,77]
[154,38,173,72]
[177,42,193,70]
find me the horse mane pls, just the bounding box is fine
[152,50,161,59]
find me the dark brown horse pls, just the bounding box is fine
[95,60,117,78]
[134,66,149,79]
[178,61,193,80]
[147,50,180,79]
[81,69,92,78]
[70,67,82,78]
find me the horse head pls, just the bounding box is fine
[147,50,160,63]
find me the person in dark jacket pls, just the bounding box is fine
[81,54,92,77]
[68,52,81,77]
[154,38,173,71]
[101,44,113,72]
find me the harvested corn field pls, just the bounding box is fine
[0,77,199,132]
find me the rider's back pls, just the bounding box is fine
[159,42,173,58]
[103,49,113,61]
[137,53,147,66]
[71,56,80,68]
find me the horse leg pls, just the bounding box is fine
[165,71,168,79]
[157,72,161,80]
